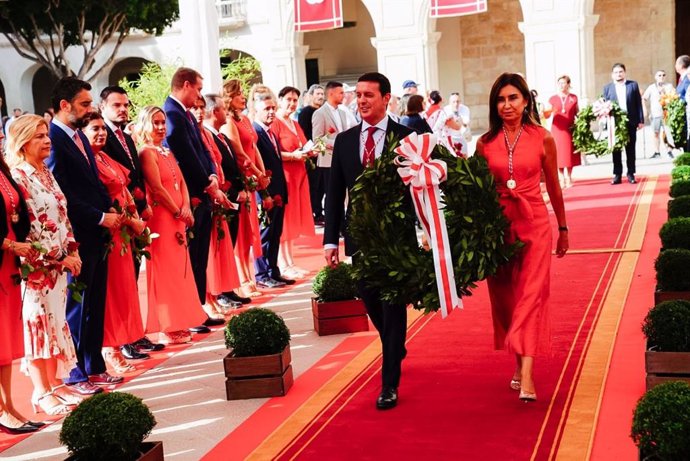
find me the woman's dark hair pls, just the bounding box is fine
[405,95,425,115]
[481,72,540,142]
[278,86,301,99]
[83,111,104,124]
[428,90,442,105]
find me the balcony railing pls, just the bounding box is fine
[216,0,247,28]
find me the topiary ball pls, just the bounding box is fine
[672,165,690,183]
[642,300,690,352]
[59,392,156,461]
[660,217,690,250]
[669,180,690,198]
[224,308,290,357]
[312,263,358,302]
[669,196,690,219]
[631,381,690,459]
[674,152,690,167]
[655,248,690,291]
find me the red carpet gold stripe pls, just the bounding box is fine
[553,176,657,460]
[246,308,428,460]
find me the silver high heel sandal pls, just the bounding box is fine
[510,378,521,391]
[519,389,537,402]
[31,392,71,415]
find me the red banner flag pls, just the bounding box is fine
[294,0,344,32]
[430,0,487,18]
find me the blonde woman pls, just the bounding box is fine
[7,115,82,415]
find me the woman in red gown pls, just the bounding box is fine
[190,96,241,314]
[548,75,580,188]
[476,73,569,402]
[136,106,206,344]
[271,86,315,279]
[0,129,37,433]
[220,79,266,298]
[84,113,145,372]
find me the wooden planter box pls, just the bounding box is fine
[645,348,690,390]
[654,290,690,305]
[66,441,163,460]
[223,346,293,400]
[312,298,369,336]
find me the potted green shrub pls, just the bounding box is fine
[311,262,368,336]
[659,217,690,250]
[642,300,690,390]
[223,308,293,400]
[631,381,690,459]
[60,392,161,461]
[668,195,690,219]
[670,179,690,198]
[673,152,690,167]
[672,165,690,183]
[654,248,690,304]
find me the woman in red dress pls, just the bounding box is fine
[136,106,206,344]
[190,96,241,314]
[0,126,38,433]
[476,73,568,402]
[83,113,145,372]
[548,75,580,188]
[220,79,267,298]
[271,86,315,279]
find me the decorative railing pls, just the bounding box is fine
[216,0,247,28]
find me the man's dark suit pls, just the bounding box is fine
[603,80,644,177]
[252,122,288,282]
[48,122,112,384]
[163,96,216,303]
[209,129,243,244]
[324,118,414,390]
[103,124,147,214]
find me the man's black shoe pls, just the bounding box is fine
[225,291,251,305]
[651,152,661,158]
[611,175,622,185]
[668,151,675,159]
[134,337,165,352]
[203,317,225,327]
[376,387,398,410]
[273,275,295,285]
[627,174,637,184]
[189,325,211,334]
[120,344,150,360]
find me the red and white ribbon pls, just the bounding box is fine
[593,98,616,150]
[394,132,462,318]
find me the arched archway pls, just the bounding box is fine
[301,0,377,86]
[219,49,263,88]
[32,67,59,114]
[109,57,152,86]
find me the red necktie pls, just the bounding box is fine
[73,132,90,165]
[362,126,377,167]
[115,128,135,168]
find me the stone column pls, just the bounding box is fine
[518,0,599,105]
[264,43,310,92]
[178,0,223,93]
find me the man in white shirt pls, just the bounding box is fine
[444,92,472,155]
[643,70,675,158]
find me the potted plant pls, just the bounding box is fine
[668,195,690,219]
[669,179,690,198]
[654,248,690,304]
[674,151,690,167]
[659,217,690,250]
[631,381,690,459]
[60,392,161,461]
[223,308,293,400]
[642,299,690,390]
[672,165,690,183]
[311,262,369,336]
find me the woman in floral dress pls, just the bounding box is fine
[7,115,82,415]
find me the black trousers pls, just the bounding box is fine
[612,124,637,176]
[310,167,329,218]
[254,204,285,281]
[189,200,212,304]
[65,241,109,383]
[356,273,407,389]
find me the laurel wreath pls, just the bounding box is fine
[572,102,629,157]
[665,98,687,149]
[348,135,519,312]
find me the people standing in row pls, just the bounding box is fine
[548,75,580,188]
[603,63,644,185]
[643,70,675,159]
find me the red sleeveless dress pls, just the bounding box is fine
[481,125,552,356]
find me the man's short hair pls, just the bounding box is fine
[100,85,128,103]
[307,84,324,95]
[51,77,92,112]
[171,67,202,91]
[677,55,690,70]
[325,81,343,92]
[612,62,626,72]
[358,72,391,96]
[204,93,223,114]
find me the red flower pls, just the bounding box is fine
[328,127,336,134]
[126,204,137,215]
[38,213,48,223]
[43,219,58,233]
[191,197,202,209]
[273,194,283,207]
[265,169,273,178]
[132,187,145,201]
[262,197,274,211]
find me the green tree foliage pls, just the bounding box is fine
[220,51,262,95]
[119,62,178,121]
[0,0,178,81]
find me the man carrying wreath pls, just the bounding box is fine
[324,72,414,410]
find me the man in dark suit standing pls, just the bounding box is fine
[48,77,124,394]
[99,85,165,358]
[603,63,644,184]
[163,67,229,332]
[324,72,414,410]
[252,91,294,289]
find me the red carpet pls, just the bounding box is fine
[236,178,648,460]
